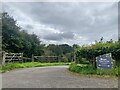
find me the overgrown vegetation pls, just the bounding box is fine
[2,12,74,61]
[69,63,119,76]
[1,12,120,76]
[0,62,69,73]
[2,12,45,57]
[75,38,120,63]
[69,38,120,76]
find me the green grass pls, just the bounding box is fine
[0,62,70,73]
[69,62,119,76]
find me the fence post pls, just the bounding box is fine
[0,51,2,65]
[58,56,61,62]
[32,54,34,62]
[58,56,60,62]
[21,53,23,63]
[74,52,76,63]
[2,52,6,65]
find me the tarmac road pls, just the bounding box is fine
[2,66,118,88]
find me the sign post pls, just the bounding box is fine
[96,53,114,69]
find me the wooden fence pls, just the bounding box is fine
[32,55,67,63]
[32,55,59,63]
[1,52,31,65]
[0,51,2,65]
[22,57,31,63]
[1,52,68,65]
[2,52,23,65]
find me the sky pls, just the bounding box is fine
[2,2,118,46]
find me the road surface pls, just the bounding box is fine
[2,66,118,88]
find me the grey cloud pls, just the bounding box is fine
[61,32,74,39]
[21,3,116,32]
[3,2,118,45]
[25,24,34,30]
[43,31,74,41]
[43,33,62,41]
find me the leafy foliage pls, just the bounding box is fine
[2,12,45,57]
[45,44,73,61]
[76,40,120,62]
[69,63,119,76]
[2,12,120,63]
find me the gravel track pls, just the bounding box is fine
[2,66,118,88]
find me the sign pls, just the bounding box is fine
[96,53,113,69]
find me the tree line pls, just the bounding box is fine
[2,12,45,57]
[75,38,120,63]
[2,12,75,62]
[2,12,120,62]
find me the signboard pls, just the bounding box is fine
[96,53,114,69]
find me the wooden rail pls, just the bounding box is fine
[1,52,68,65]
[32,55,59,63]
[23,57,31,62]
[2,52,23,65]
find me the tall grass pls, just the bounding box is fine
[0,62,69,73]
[69,62,119,76]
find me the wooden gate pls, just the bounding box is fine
[32,56,59,63]
[2,52,23,65]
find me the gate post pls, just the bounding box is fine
[21,53,23,63]
[58,56,60,62]
[2,52,6,65]
[32,54,34,62]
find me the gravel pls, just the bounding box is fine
[2,66,118,88]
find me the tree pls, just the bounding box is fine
[2,12,21,52]
[2,12,45,57]
[76,38,120,64]
[59,44,73,54]
[46,44,63,56]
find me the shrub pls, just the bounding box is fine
[69,62,119,76]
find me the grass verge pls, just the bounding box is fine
[0,62,69,73]
[69,62,119,77]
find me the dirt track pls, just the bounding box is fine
[2,66,118,88]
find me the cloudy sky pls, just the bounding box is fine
[3,2,118,45]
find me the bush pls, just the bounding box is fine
[69,62,119,76]
[76,41,120,62]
